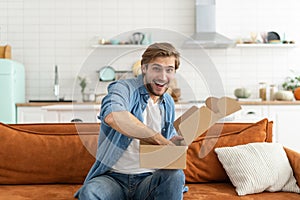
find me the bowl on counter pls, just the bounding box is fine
[234,88,251,99]
[274,90,294,101]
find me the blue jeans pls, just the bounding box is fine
[79,169,185,200]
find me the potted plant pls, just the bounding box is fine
[78,76,87,94]
[77,76,95,102]
[282,72,300,100]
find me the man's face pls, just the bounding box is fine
[142,56,176,99]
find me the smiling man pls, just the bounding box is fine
[75,42,185,200]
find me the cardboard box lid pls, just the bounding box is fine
[173,97,241,145]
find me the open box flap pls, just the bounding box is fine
[174,97,241,145]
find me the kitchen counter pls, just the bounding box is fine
[16,100,300,107]
[16,102,96,107]
[236,100,300,105]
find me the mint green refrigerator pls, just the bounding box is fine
[0,59,25,123]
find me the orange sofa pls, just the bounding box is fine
[0,119,299,200]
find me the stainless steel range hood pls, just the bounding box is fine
[183,0,235,49]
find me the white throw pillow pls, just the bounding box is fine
[215,142,300,196]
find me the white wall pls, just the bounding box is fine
[0,0,300,101]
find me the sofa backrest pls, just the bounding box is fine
[202,120,273,142]
[0,122,100,185]
[0,120,273,185]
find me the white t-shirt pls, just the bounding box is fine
[111,98,162,174]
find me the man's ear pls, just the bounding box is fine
[141,64,147,74]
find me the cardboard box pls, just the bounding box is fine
[139,97,241,169]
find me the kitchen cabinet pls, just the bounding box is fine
[233,105,269,122]
[18,103,196,123]
[17,106,57,123]
[232,104,300,152]
[43,104,100,123]
[17,104,100,123]
[268,105,300,152]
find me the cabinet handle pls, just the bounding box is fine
[71,118,83,122]
[246,111,256,115]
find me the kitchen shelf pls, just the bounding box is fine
[91,44,148,48]
[92,44,297,49]
[235,43,296,48]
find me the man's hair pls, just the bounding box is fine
[141,42,180,70]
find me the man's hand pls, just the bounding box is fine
[170,135,185,146]
[105,111,174,145]
[141,133,175,145]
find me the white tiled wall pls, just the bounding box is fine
[1,0,300,102]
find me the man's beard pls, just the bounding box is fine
[145,82,168,97]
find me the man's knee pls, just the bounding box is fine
[78,183,96,199]
[155,169,185,184]
[79,176,124,200]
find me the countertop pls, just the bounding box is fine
[16,102,95,107]
[236,100,300,105]
[16,100,300,107]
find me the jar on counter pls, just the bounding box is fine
[269,84,278,101]
[259,82,267,101]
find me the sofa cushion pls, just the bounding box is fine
[215,142,300,196]
[0,184,82,200]
[184,183,300,200]
[0,123,99,184]
[184,118,269,183]
[285,147,300,187]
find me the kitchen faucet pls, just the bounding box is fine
[54,65,59,101]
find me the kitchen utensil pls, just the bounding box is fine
[259,82,267,101]
[132,60,141,77]
[260,32,268,43]
[0,45,11,59]
[250,32,257,43]
[110,39,119,45]
[171,88,181,102]
[131,32,145,45]
[98,66,115,81]
[267,32,280,43]
[54,65,59,101]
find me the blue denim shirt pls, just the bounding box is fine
[79,75,177,188]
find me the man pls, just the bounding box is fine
[76,42,185,200]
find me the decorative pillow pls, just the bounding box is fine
[184,118,269,182]
[284,147,300,187]
[215,142,300,196]
[0,123,98,184]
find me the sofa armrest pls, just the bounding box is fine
[284,147,300,187]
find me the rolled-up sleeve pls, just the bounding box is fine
[99,81,131,123]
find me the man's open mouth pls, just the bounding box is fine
[153,80,167,88]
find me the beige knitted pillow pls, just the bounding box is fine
[215,142,300,196]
